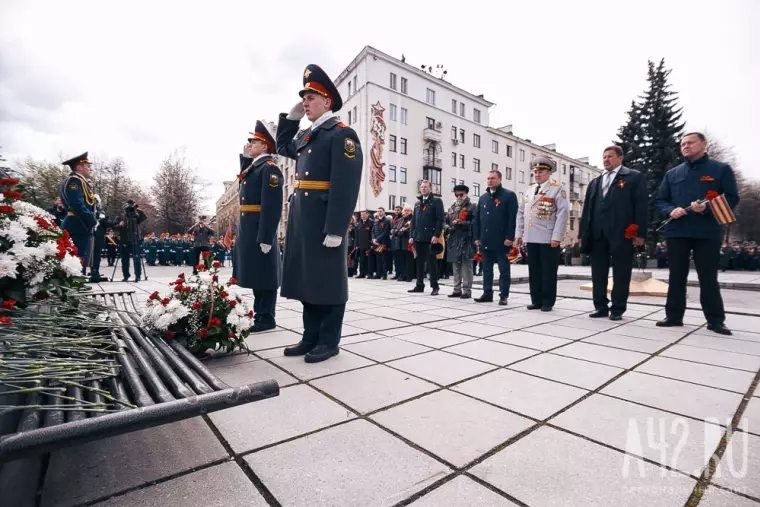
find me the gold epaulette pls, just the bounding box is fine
[551,181,561,187]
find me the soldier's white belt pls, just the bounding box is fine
[240,205,261,212]
[293,180,330,190]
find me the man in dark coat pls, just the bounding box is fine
[370,207,390,279]
[445,184,477,298]
[408,180,445,295]
[473,169,518,305]
[354,209,373,278]
[232,122,283,332]
[655,132,739,335]
[579,145,647,320]
[59,152,96,275]
[276,64,363,363]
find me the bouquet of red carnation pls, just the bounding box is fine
[657,190,722,231]
[624,224,639,241]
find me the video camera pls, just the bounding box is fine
[124,199,139,215]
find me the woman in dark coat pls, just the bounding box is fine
[390,205,413,281]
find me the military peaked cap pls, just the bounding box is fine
[531,155,556,173]
[248,120,276,152]
[62,152,90,168]
[299,64,343,112]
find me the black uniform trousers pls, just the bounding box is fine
[370,249,386,278]
[527,243,561,308]
[392,250,406,280]
[301,302,346,348]
[253,290,277,325]
[358,249,369,277]
[665,237,725,324]
[414,241,439,289]
[590,234,633,315]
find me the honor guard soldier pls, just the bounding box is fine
[276,64,363,363]
[233,121,284,333]
[60,152,97,274]
[515,156,569,311]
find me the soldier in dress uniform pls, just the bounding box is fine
[60,152,96,274]
[276,64,363,363]
[515,156,569,311]
[232,121,284,333]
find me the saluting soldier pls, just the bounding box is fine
[515,156,569,311]
[60,152,97,274]
[232,122,284,332]
[276,64,363,363]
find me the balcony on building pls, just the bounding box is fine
[423,127,442,144]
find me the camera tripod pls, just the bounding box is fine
[109,245,148,282]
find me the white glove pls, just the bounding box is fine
[260,243,271,254]
[287,102,305,121]
[323,235,342,248]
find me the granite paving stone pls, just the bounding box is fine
[470,426,696,507]
[636,356,756,393]
[680,334,760,356]
[245,329,303,351]
[453,368,588,420]
[41,418,228,507]
[388,312,445,324]
[209,384,354,453]
[208,357,299,388]
[437,321,513,338]
[711,431,760,500]
[693,328,760,344]
[245,420,452,507]
[350,317,410,332]
[529,322,600,340]
[338,332,386,345]
[610,323,691,341]
[342,337,432,362]
[269,349,374,380]
[509,353,624,390]
[550,341,650,369]
[742,397,760,436]
[559,316,625,332]
[698,487,760,507]
[387,350,496,386]
[583,332,669,354]
[443,339,539,366]
[602,372,744,424]
[409,476,519,506]
[551,394,724,476]
[395,329,480,348]
[88,462,268,507]
[310,364,438,414]
[488,330,573,351]
[372,390,533,466]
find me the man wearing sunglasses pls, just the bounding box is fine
[445,184,478,299]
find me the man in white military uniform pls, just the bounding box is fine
[515,155,569,311]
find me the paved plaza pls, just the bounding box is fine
[41,266,760,507]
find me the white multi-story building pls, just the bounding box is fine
[328,45,601,244]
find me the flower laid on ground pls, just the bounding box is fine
[0,178,84,306]
[141,252,251,354]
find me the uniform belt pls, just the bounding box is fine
[293,180,330,190]
[67,211,75,216]
[240,204,261,212]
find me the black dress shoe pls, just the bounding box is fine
[460,294,471,299]
[474,295,493,303]
[541,306,553,312]
[707,322,732,336]
[304,344,340,363]
[448,292,463,298]
[430,288,440,296]
[656,318,683,327]
[527,304,541,310]
[250,321,276,333]
[498,297,508,306]
[589,310,609,318]
[609,314,623,321]
[408,286,424,293]
[283,341,317,356]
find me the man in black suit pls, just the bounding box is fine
[408,180,445,295]
[579,145,647,320]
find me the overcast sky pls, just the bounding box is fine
[1,0,757,213]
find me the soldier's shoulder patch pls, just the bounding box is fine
[266,160,277,166]
[269,173,279,188]
[344,137,356,153]
[337,122,348,128]
[67,178,80,190]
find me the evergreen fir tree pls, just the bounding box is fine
[615,100,646,171]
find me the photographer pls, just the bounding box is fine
[188,215,214,275]
[113,199,147,282]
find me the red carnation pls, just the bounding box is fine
[201,251,213,258]
[2,299,16,309]
[165,330,176,340]
[3,191,22,200]
[219,290,229,298]
[195,264,206,272]
[212,275,219,282]
[229,300,237,308]
[182,286,191,292]
[248,310,254,318]
[624,224,639,240]
[209,317,221,328]
[0,316,11,325]
[705,190,720,201]
[149,291,160,300]
[228,277,238,285]
[177,273,185,279]
[212,261,222,268]
[192,302,202,310]
[161,297,171,306]
[199,328,208,338]
[0,178,19,186]
[0,205,15,214]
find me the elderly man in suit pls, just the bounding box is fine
[579,145,647,321]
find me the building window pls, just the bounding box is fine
[531,153,536,163]
[473,108,481,123]
[400,196,407,205]
[389,135,397,152]
[389,194,396,209]
[427,117,436,129]
[451,126,457,140]
[451,99,457,113]
[389,104,397,122]
[519,170,525,183]
[472,183,481,196]
[459,129,465,143]
[450,178,457,192]
[351,106,357,125]
[390,73,397,90]
[506,145,513,158]
[563,163,567,174]
[400,77,408,94]
[451,153,457,167]
[399,167,407,184]
[426,88,436,105]
[388,165,397,182]
[491,163,498,172]
[519,149,525,162]
[459,154,465,168]
[505,167,513,180]
[491,140,499,154]
[473,134,481,148]
[347,81,352,96]
[400,138,407,155]
[400,107,408,124]
[352,75,357,92]
[460,102,465,117]
[423,168,442,195]
[473,158,480,172]
[348,110,353,125]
